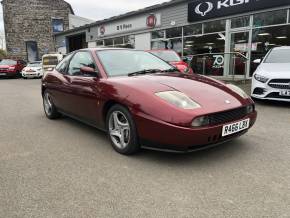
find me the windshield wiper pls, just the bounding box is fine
[128,68,178,77]
[128,69,160,77]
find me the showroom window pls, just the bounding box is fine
[104,39,113,46]
[204,20,226,34]
[151,30,165,39]
[166,27,182,38]
[184,24,202,36]
[114,37,124,45]
[253,10,287,27]
[231,16,250,29]
[251,24,290,76]
[96,40,104,47]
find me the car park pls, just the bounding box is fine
[42,48,257,155]
[22,61,43,79]
[148,49,193,74]
[251,46,290,102]
[0,59,26,78]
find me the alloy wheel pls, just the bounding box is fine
[108,111,131,149]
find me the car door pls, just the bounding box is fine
[65,51,102,125]
[47,53,74,113]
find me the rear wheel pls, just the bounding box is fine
[43,91,61,119]
[106,105,140,155]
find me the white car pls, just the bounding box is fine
[22,62,43,79]
[251,47,290,102]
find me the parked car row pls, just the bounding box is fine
[0,53,65,79]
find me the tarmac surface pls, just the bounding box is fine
[0,78,289,218]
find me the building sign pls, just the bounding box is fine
[98,14,161,37]
[188,0,290,22]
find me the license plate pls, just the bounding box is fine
[222,119,250,137]
[0,73,6,76]
[280,90,290,96]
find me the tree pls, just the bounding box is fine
[0,49,7,60]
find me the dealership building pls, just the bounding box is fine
[55,0,290,78]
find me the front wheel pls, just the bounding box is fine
[43,91,61,119]
[106,105,140,155]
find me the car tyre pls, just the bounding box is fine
[106,104,140,155]
[43,90,61,119]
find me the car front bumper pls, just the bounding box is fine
[0,71,18,77]
[22,71,43,78]
[134,111,257,152]
[251,79,290,102]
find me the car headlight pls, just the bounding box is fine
[191,116,210,127]
[227,84,249,99]
[155,91,201,109]
[254,74,269,83]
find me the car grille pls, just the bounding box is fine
[0,68,8,72]
[209,107,249,126]
[266,93,290,100]
[268,79,290,89]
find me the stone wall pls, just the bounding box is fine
[2,0,73,61]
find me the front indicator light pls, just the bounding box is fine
[192,116,210,127]
[246,105,254,114]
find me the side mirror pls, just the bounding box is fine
[253,59,262,64]
[80,66,98,76]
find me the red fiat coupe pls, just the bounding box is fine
[42,48,257,155]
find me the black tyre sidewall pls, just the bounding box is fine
[43,90,61,119]
[106,104,140,155]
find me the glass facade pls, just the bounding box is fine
[149,8,290,78]
[90,7,290,78]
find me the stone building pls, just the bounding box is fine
[2,0,74,62]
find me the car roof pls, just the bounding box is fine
[79,47,146,52]
[272,46,290,50]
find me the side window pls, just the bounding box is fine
[55,54,73,74]
[68,52,95,76]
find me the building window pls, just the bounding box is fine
[52,18,64,33]
[251,25,290,76]
[184,24,202,36]
[166,27,182,38]
[114,37,124,45]
[104,39,113,46]
[96,40,104,47]
[152,30,165,39]
[231,16,250,29]
[253,10,287,27]
[204,20,226,34]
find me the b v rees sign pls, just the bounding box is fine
[188,0,290,22]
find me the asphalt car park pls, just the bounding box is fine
[0,78,290,217]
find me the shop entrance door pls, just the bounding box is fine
[229,31,251,78]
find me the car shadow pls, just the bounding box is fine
[254,99,290,108]
[59,114,252,167]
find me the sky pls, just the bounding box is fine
[0,0,169,34]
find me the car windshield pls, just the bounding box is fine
[0,59,17,65]
[28,62,42,67]
[97,50,174,77]
[150,50,181,62]
[264,49,290,63]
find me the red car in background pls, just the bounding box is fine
[0,59,26,78]
[148,49,193,74]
